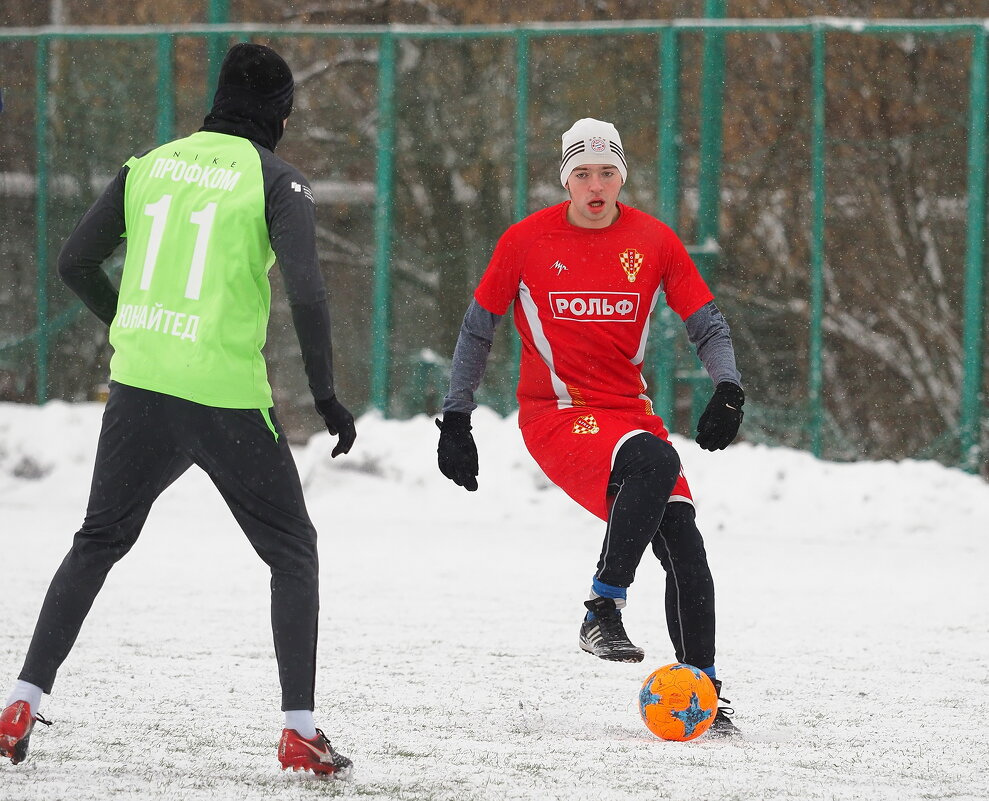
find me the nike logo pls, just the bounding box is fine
[297,737,335,763]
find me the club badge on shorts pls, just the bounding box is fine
[619,248,643,282]
[572,414,600,434]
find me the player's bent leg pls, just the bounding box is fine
[597,433,681,588]
[652,504,740,737]
[188,405,322,713]
[651,502,715,668]
[581,433,680,662]
[18,384,190,697]
[226,517,319,713]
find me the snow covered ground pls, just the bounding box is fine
[0,400,987,800]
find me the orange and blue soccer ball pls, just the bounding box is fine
[639,663,718,741]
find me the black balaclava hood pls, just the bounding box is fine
[200,43,294,151]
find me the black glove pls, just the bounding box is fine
[436,411,478,491]
[695,382,745,451]
[315,395,356,458]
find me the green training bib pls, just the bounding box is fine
[110,131,276,408]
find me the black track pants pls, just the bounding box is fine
[651,502,716,669]
[19,382,320,711]
[595,432,681,588]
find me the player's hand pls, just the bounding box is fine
[695,382,744,451]
[315,395,357,457]
[436,412,478,491]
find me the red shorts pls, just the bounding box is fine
[520,407,693,522]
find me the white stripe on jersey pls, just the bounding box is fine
[631,286,663,366]
[518,279,573,410]
[632,287,663,405]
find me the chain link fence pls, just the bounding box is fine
[1,20,986,474]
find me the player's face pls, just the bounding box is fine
[565,164,623,229]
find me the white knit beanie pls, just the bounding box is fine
[559,118,627,187]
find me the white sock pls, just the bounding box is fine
[5,680,44,714]
[284,710,317,739]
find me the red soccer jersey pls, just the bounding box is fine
[474,201,713,427]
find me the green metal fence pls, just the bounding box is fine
[0,17,986,472]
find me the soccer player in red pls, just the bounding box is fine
[436,118,744,737]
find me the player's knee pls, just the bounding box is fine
[71,523,142,564]
[257,532,318,582]
[612,432,680,487]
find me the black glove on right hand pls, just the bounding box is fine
[436,411,478,491]
[695,381,745,451]
[315,395,357,458]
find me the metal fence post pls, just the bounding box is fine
[694,2,727,421]
[513,31,530,225]
[809,25,827,458]
[508,30,531,405]
[206,0,230,108]
[698,3,726,263]
[654,25,681,427]
[961,28,987,472]
[34,35,50,404]
[156,34,175,145]
[370,31,397,412]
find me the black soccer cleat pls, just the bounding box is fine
[707,679,742,738]
[578,597,645,663]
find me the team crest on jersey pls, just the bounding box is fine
[572,414,600,435]
[619,248,644,282]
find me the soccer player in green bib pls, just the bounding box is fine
[0,44,355,777]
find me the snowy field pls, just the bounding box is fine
[1,400,987,801]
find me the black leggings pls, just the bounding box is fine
[19,382,320,711]
[596,432,716,667]
[650,502,715,668]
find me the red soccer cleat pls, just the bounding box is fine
[0,701,51,765]
[277,728,352,777]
